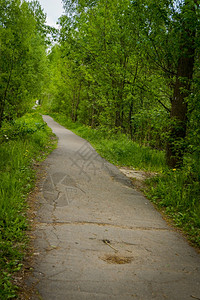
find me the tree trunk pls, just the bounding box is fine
[0,56,14,128]
[128,98,134,139]
[166,55,194,168]
[74,81,82,122]
[166,1,197,168]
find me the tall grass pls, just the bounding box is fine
[0,112,56,299]
[146,168,200,247]
[50,113,166,172]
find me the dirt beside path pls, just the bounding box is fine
[25,115,200,300]
[119,167,157,191]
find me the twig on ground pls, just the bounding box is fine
[191,295,200,300]
[102,239,118,252]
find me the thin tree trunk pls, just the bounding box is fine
[0,53,15,128]
[128,63,138,139]
[74,81,82,122]
[128,98,134,139]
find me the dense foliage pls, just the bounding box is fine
[43,0,200,170]
[0,1,56,298]
[0,0,49,127]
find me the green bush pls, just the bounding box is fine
[0,112,46,142]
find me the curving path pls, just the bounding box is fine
[27,115,200,300]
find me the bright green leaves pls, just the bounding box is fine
[44,0,200,169]
[55,0,158,129]
[0,0,48,127]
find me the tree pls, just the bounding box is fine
[166,0,199,167]
[131,0,199,167]
[46,0,200,169]
[58,0,158,129]
[0,0,48,127]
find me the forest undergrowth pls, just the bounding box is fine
[0,112,57,299]
[50,112,200,249]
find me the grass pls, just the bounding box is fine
[0,111,57,299]
[50,112,200,248]
[145,168,200,247]
[50,113,166,172]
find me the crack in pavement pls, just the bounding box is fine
[34,221,171,231]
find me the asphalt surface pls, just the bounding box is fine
[27,115,200,300]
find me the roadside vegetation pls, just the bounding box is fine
[0,112,56,299]
[50,113,166,172]
[145,169,200,248]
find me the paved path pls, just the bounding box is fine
[27,115,200,300]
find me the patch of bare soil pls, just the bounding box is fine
[119,166,157,191]
[101,254,133,264]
